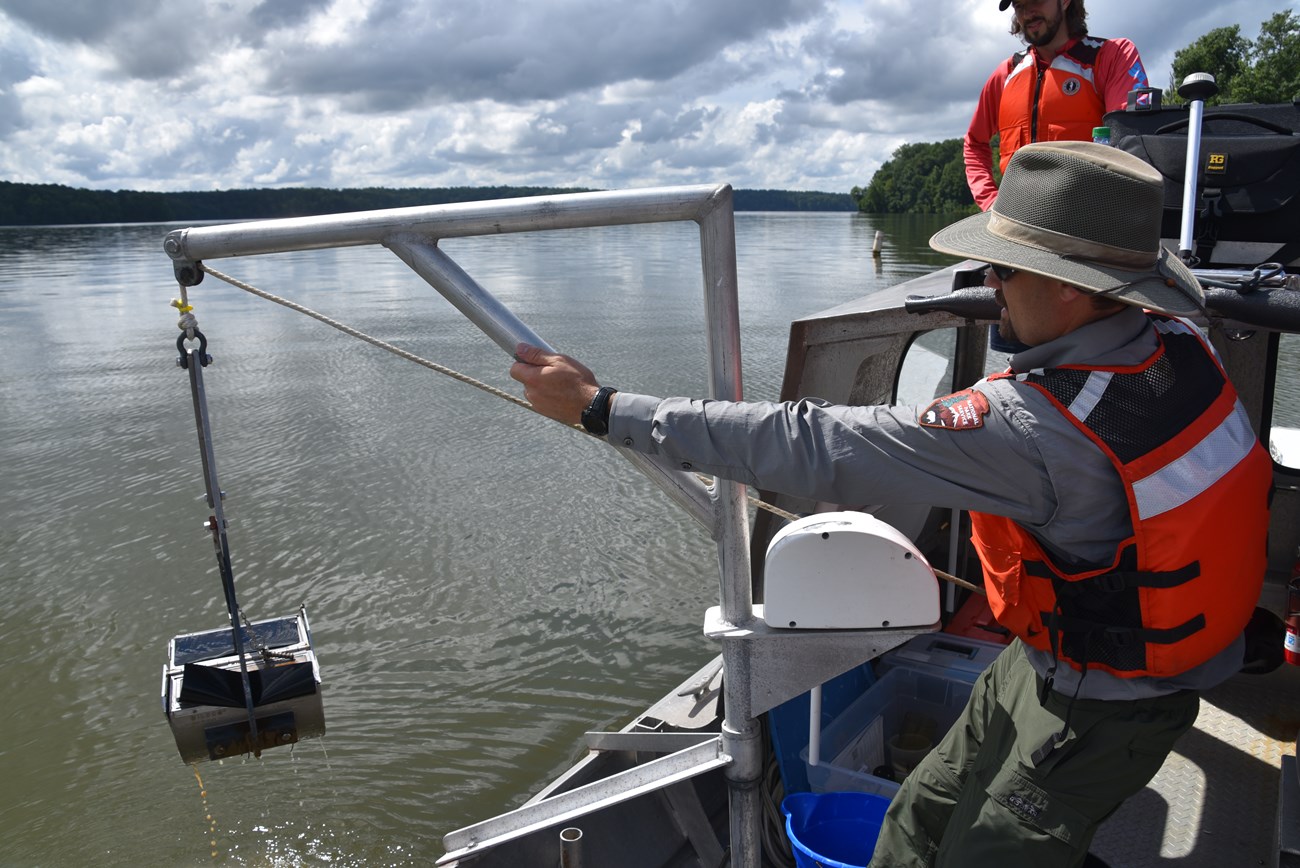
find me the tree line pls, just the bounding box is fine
[0,181,853,226]
[3,14,1291,224]
[852,10,1299,215]
[1161,10,1300,106]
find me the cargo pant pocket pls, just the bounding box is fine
[983,764,1093,849]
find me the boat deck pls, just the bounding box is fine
[1091,660,1300,867]
[442,650,1300,867]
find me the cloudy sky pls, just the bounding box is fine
[0,0,1290,194]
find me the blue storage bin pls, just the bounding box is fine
[800,665,973,796]
[769,662,876,794]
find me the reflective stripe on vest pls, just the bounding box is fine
[998,37,1107,174]
[1133,401,1258,519]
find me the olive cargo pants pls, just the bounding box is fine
[870,641,1199,868]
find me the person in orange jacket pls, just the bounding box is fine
[964,0,1149,210]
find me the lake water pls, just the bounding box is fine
[0,210,960,866]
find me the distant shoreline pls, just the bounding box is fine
[0,180,854,226]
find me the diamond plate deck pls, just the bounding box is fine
[1089,662,1300,866]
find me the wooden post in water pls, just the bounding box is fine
[873,230,883,258]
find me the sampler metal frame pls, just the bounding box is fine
[165,185,918,866]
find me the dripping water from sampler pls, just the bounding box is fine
[191,765,220,859]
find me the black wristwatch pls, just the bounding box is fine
[580,386,618,436]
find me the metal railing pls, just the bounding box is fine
[164,184,924,866]
[166,184,765,864]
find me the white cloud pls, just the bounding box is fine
[0,0,1293,194]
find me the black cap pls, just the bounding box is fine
[999,0,1012,8]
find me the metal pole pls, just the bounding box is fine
[559,827,583,868]
[808,685,822,766]
[186,348,260,752]
[164,185,727,264]
[384,233,717,529]
[698,188,764,867]
[1176,73,1219,263]
[696,188,750,617]
[385,234,550,356]
[720,716,764,868]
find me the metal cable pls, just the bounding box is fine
[200,262,553,420]
[196,262,983,596]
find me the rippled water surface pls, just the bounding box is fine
[0,211,959,866]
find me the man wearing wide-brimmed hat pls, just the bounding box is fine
[937,139,1205,324]
[870,140,1272,866]
[510,140,1271,866]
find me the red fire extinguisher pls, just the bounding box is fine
[1286,549,1300,666]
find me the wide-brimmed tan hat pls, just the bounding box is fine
[930,140,1205,316]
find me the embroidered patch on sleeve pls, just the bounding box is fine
[919,389,991,430]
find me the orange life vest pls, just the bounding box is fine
[970,315,1271,678]
[998,38,1108,174]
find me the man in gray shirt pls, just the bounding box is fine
[510,141,1271,867]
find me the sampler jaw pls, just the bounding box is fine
[161,607,324,763]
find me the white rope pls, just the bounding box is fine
[192,262,984,595]
[199,262,565,424]
[937,568,985,595]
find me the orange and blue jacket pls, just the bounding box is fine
[997,38,1109,174]
[964,36,1148,210]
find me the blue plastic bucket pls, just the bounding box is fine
[781,791,891,868]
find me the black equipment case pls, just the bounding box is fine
[1103,100,1300,269]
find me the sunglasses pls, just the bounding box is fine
[989,263,1018,282]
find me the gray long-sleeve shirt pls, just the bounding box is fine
[606,306,1243,699]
